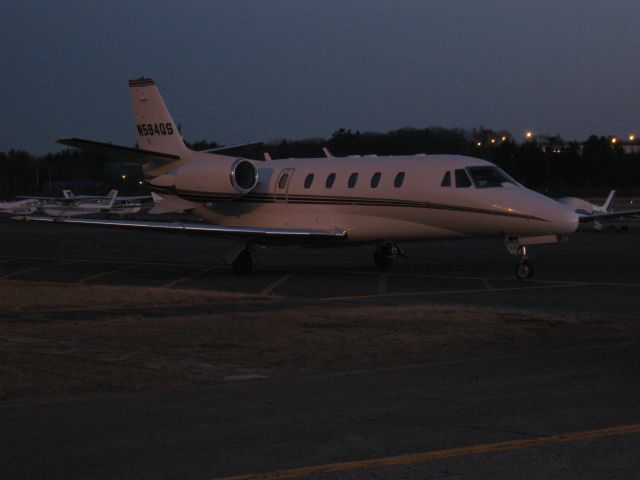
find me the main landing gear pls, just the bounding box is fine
[374,242,405,270]
[515,249,533,280]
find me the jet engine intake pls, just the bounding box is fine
[230,159,258,194]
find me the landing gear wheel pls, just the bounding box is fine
[374,250,394,270]
[232,248,253,274]
[515,259,533,280]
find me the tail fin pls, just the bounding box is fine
[603,190,616,213]
[62,189,74,199]
[105,190,118,208]
[129,78,189,157]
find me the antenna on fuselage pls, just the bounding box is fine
[263,152,272,161]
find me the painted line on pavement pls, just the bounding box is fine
[217,423,640,480]
[260,272,294,296]
[74,263,146,284]
[1,260,81,279]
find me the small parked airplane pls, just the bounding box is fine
[558,190,640,231]
[42,190,119,217]
[0,199,40,215]
[19,77,580,278]
[60,190,152,217]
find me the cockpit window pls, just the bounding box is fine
[467,166,518,188]
[441,171,451,187]
[455,169,472,188]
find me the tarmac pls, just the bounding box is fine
[1,217,640,479]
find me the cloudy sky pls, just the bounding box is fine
[2,0,639,154]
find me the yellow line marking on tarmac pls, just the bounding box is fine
[1,259,81,279]
[260,272,294,296]
[217,423,640,480]
[74,263,146,284]
[161,265,219,289]
[322,282,588,302]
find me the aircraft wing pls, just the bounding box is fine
[57,138,180,163]
[15,216,348,243]
[578,209,640,222]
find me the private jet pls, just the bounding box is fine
[19,77,579,279]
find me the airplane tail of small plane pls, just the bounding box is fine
[128,78,189,158]
[602,190,616,213]
[105,189,118,208]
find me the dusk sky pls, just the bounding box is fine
[2,0,639,154]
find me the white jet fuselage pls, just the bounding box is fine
[152,153,578,244]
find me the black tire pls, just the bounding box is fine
[374,250,394,270]
[515,259,532,280]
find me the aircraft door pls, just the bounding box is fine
[274,168,295,203]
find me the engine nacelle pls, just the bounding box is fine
[151,158,259,196]
[228,159,259,194]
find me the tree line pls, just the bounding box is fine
[1,127,639,197]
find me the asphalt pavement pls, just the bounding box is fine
[1,217,640,479]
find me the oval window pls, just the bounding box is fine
[371,172,381,188]
[326,173,336,188]
[278,173,289,189]
[348,173,359,188]
[304,173,314,189]
[394,171,405,188]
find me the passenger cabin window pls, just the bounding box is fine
[441,171,451,187]
[371,172,381,188]
[304,173,314,189]
[455,169,472,188]
[278,173,289,189]
[348,173,359,188]
[326,173,336,188]
[467,166,517,188]
[394,171,405,188]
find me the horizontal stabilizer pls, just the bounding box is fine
[57,138,180,164]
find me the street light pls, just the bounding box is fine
[630,134,636,142]
[611,137,617,144]
[525,131,534,140]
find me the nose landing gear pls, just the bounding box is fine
[374,242,405,270]
[504,237,535,280]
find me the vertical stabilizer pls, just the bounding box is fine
[602,190,616,213]
[105,189,118,208]
[128,78,189,156]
